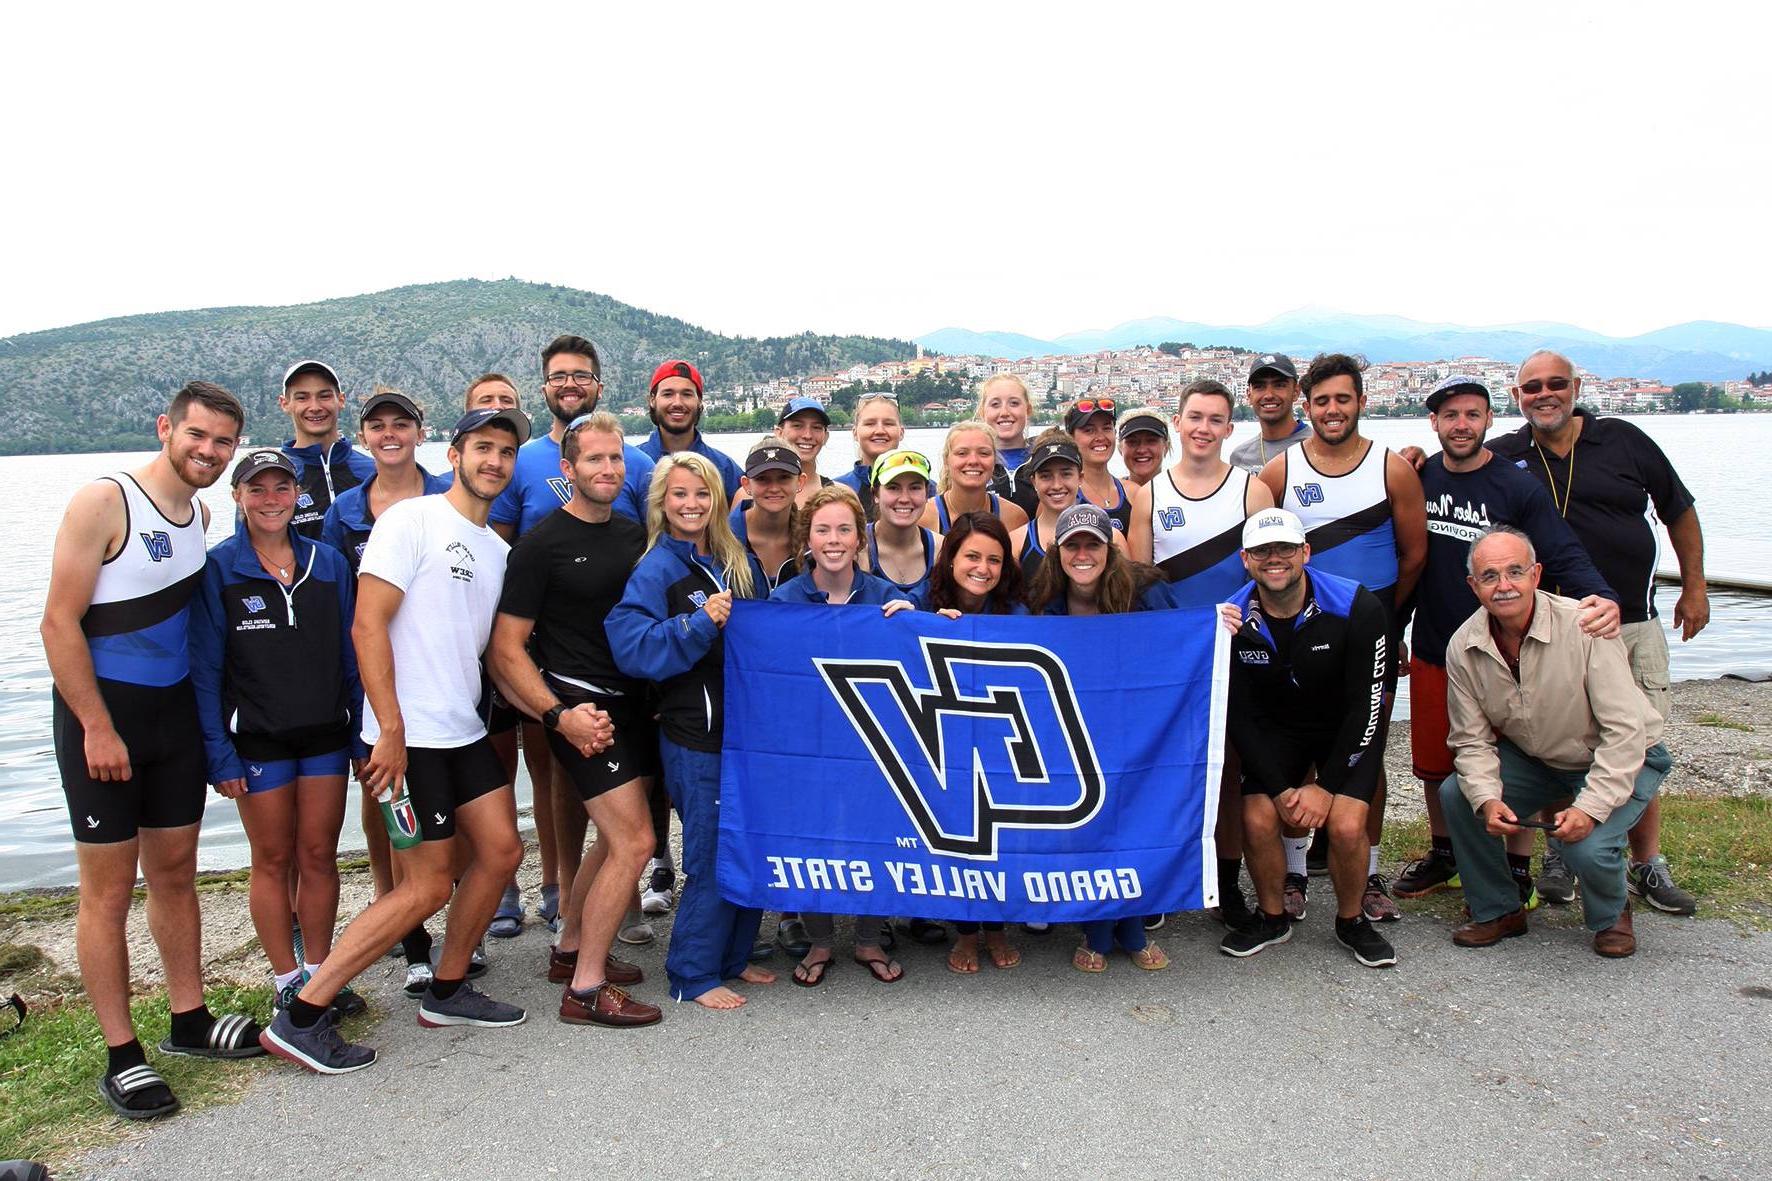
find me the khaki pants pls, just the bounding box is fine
[1620,620,1672,723]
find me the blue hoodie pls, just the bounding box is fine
[606,535,757,754]
[638,429,744,501]
[281,436,377,539]
[769,568,906,606]
[320,465,454,574]
[189,519,366,785]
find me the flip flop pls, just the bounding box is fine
[791,955,833,987]
[157,1012,264,1059]
[488,883,523,939]
[853,954,904,984]
[99,1065,180,1120]
[1072,946,1108,973]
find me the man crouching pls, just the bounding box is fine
[1441,525,1671,957]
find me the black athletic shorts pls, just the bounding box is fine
[404,736,509,842]
[54,678,207,844]
[542,678,659,802]
[1241,722,1386,805]
[479,667,522,737]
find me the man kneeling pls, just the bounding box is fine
[1442,525,1671,958]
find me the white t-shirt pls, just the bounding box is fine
[357,493,509,748]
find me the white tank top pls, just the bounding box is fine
[1280,441,1398,596]
[83,474,207,687]
[1149,466,1251,607]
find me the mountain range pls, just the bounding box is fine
[0,280,913,455]
[917,306,1772,383]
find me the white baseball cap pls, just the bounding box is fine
[1242,508,1306,549]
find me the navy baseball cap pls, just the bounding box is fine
[1027,439,1083,473]
[777,396,830,425]
[232,449,298,487]
[1247,354,1297,383]
[1425,374,1492,413]
[450,407,532,448]
[746,440,803,478]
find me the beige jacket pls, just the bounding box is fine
[1445,590,1663,823]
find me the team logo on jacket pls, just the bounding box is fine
[139,531,173,562]
[297,493,315,509]
[243,596,266,613]
[816,639,1104,859]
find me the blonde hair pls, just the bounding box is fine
[644,453,755,598]
[936,420,997,494]
[975,373,1030,416]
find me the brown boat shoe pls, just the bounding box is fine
[1452,908,1528,948]
[559,982,662,1027]
[1593,905,1636,959]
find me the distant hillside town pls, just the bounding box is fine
[712,344,1761,421]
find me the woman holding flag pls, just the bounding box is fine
[769,485,917,985]
[1026,502,1172,972]
[923,511,1027,972]
[606,454,775,1011]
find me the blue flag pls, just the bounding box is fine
[718,601,1229,923]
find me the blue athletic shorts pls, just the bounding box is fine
[244,747,350,794]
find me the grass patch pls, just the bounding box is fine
[1379,794,1772,930]
[1694,711,1755,733]
[0,983,275,1170]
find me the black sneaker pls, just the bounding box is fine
[1335,915,1398,968]
[330,983,367,1018]
[1142,914,1167,932]
[1393,849,1461,898]
[1305,829,1329,877]
[1216,882,1257,932]
[1220,911,1292,958]
[1536,845,1577,904]
[259,1008,376,1074]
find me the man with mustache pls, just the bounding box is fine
[1440,526,1670,957]
[1257,353,1426,927]
[42,382,263,1118]
[1487,351,1707,916]
[638,359,742,500]
[1396,375,1619,904]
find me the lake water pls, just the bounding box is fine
[2,414,1765,889]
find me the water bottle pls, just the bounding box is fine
[377,783,423,851]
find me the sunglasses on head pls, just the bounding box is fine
[1517,376,1572,396]
[1072,398,1116,415]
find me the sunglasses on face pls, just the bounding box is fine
[1517,376,1572,396]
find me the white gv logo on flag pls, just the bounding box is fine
[816,639,1104,859]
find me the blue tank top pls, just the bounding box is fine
[934,492,1000,533]
[1281,441,1397,602]
[83,475,208,687]
[866,524,937,600]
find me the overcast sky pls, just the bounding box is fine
[4,1,1765,342]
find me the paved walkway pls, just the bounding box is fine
[82,906,1772,1179]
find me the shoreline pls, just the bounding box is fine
[1,676,1764,995]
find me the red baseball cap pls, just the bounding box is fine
[649,360,704,395]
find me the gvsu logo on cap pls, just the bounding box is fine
[816,639,1104,859]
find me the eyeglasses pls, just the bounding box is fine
[1516,376,1571,396]
[1474,564,1536,587]
[1246,543,1301,560]
[1071,398,1116,415]
[545,371,602,388]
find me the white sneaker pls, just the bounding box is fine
[403,961,433,998]
[640,858,675,915]
[618,917,656,945]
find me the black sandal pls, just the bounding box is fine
[791,954,833,988]
[99,1064,180,1120]
[158,1012,264,1059]
[853,954,904,984]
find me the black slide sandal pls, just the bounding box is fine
[99,1064,180,1120]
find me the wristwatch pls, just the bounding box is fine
[542,704,565,730]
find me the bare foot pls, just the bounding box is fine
[739,964,776,985]
[692,985,747,1009]
[983,933,1021,969]
[947,934,981,974]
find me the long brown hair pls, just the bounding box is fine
[1026,534,1162,615]
[927,512,1022,614]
